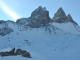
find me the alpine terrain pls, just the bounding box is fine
[0,6,80,60]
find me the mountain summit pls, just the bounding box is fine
[52,7,68,23]
[16,6,78,28]
[52,7,78,25]
[30,6,51,27]
[67,14,78,25]
[17,6,52,28]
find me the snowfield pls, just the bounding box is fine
[0,22,80,60]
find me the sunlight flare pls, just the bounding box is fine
[0,1,20,21]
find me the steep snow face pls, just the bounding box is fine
[52,22,80,34]
[0,21,80,60]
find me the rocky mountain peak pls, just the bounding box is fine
[52,7,68,23]
[16,6,78,28]
[67,14,78,25]
[16,6,52,28]
[31,6,47,17]
[29,6,51,27]
[56,7,66,16]
[67,14,73,21]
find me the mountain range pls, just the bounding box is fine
[0,6,80,60]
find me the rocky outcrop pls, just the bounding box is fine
[0,20,6,24]
[0,20,15,36]
[15,48,22,55]
[16,6,52,28]
[0,27,13,36]
[52,7,78,25]
[0,48,15,56]
[15,48,31,58]
[21,50,31,58]
[31,6,51,24]
[0,48,32,58]
[0,20,15,24]
[67,14,78,25]
[52,7,68,23]
[16,6,78,27]
[16,18,30,26]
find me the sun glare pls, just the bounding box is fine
[0,1,20,21]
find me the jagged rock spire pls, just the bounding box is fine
[17,6,52,28]
[67,14,73,21]
[30,6,51,27]
[31,6,47,17]
[16,6,78,28]
[52,7,68,23]
[67,14,78,25]
[54,7,66,18]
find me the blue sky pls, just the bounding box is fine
[0,0,80,25]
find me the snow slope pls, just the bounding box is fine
[52,22,80,34]
[0,22,80,60]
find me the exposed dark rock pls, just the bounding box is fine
[0,52,5,56]
[9,48,15,55]
[29,6,52,28]
[16,6,52,28]
[52,7,68,23]
[0,27,13,36]
[0,20,6,24]
[0,48,32,58]
[21,50,32,58]
[31,6,51,24]
[67,14,78,25]
[52,7,78,25]
[0,20,15,24]
[0,48,15,56]
[0,20,15,36]
[67,14,73,21]
[16,18,30,26]
[1,52,10,56]
[15,48,31,58]
[15,48,22,55]
[16,6,78,27]
[0,52,11,56]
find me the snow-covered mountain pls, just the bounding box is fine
[0,6,80,60]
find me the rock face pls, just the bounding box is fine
[0,48,32,58]
[0,20,6,24]
[52,7,78,25]
[0,48,15,56]
[31,6,51,24]
[15,48,32,58]
[16,6,52,28]
[0,20,15,36]
[15,48,22,55]
[16,6,78,27]
[0,27,13,36]
[0,20,15,24]
[16,18,30,26]
[21,50,31,58]
[67,14,78,25]
[52,7,68,23]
